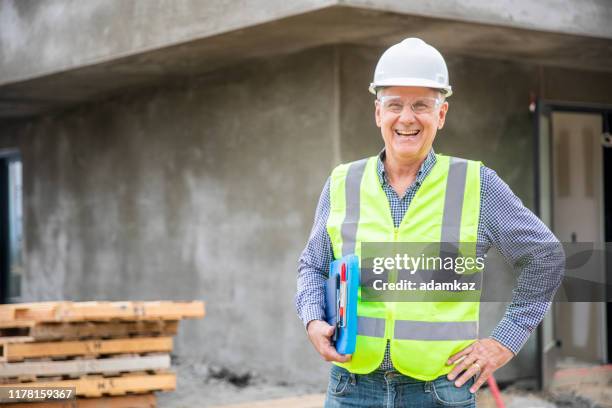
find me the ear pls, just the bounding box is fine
[375,100,382,128]
[437,101,449,130]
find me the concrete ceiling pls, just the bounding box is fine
[1,4,611,119]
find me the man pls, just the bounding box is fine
[295,38,564,407]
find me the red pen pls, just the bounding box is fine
[339,263,347,328]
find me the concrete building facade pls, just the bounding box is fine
[1,0,611,389]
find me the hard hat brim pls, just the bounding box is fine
[369,78,452,97]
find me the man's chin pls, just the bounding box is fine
[386,145,429,162]
[393,144,422,157]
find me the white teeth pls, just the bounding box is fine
[396,129,419,136]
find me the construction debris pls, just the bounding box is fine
[0,301,205,407]
[207,366,253,388]
[550,364,612,408]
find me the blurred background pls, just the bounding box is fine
[0,1,611,406]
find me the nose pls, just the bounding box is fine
[398,105,417,123]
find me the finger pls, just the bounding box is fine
[447,344,474,365]
[336,353,352,363]
[321,342,351,362]
[325,350,351,363]
[452,355,466,366]
[448,354,477,380]
[470,369,491,393]
[454,363,481,387]
[324,325,336,338]
[319,328,341,360]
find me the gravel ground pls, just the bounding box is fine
[157,357,324,408]
[159,358,611,408]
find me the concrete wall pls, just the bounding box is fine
[0,46,339,384]
[1,43,612,386]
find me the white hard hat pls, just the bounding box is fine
[369,38,452,97]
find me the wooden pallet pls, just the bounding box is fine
[0,337,173,362]
[0,372,176,398]
[0,354,171,378]
[0,393,157,407]
[0,320,179,342]
[0,301,205,323]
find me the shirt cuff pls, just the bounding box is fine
[490,317,532,355]
[301,304,326,328]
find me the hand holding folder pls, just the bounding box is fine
[325,254,359,355]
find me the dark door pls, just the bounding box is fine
[0,158,8,303]
[0,153,23,304]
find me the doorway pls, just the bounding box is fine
[536,102,611,389]
[0,151,23,304]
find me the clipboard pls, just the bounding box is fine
[324,254,359,355]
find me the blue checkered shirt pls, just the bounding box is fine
[296,149,564,369]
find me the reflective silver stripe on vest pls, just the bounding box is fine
[341,159,369,256]
[358,316,386,338]
[394,320,478,340]
[356,317,478,340]
[440,158,468,259]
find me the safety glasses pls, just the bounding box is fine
[377,96,443,115]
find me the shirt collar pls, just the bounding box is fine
[377,149,437,186]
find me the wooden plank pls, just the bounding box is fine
[0,301,204,323]
[0,320,35,329]
[28,320,179,341]
[1,303,59,322]
[210,394,326,408]
[1,337,172,362]
[0,308,17,321]
[0,393,156,408]
[0,354,171,378]
[0,373,176,397]
[0,336,34,344]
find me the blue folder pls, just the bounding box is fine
[324,254,359,355]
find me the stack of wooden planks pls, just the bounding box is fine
[0,301,205,407]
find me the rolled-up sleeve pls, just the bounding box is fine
[481,167,565,354]
[295,178,334,328]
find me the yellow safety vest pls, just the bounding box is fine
[326,153,482,380]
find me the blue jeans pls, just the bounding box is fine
[325,364,476,408]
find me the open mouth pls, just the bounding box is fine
[394,129,420,137]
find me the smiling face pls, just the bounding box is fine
[375,86,448,164]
